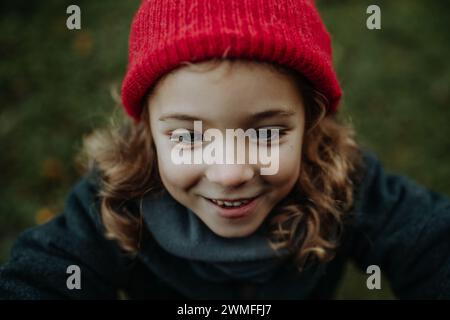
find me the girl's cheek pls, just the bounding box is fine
[264,143,301,185]
[157,148,204,190]
[163,166,202,190]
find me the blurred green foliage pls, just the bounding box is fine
[0,0,448,299]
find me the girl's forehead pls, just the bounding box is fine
[149,60,304,114]
[156,59,297,92]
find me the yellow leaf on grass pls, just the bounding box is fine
[35,207,55,225]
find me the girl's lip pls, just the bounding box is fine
[204,196,260,219]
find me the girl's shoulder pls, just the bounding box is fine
[348,149,450,299]
[0,169,132,299]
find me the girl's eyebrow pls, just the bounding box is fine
[249,109,296,121]
[159,109,295,122]
[158,114,203,122]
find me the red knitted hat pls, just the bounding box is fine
[121,0,342,121]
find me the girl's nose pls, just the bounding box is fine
[205,164,255,188]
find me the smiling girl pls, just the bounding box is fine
[1,0,449,299]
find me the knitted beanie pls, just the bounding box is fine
[121,0,342,121]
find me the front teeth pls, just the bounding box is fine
[210,199,251,207]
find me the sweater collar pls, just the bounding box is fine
[141,190,290,284]
[138,190,327,299]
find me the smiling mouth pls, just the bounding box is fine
[204,197,257,208]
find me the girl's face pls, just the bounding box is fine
[149,61,305,238]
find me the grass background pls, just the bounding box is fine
[0,0,449,299]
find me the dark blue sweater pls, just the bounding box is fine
[1,150,449,299]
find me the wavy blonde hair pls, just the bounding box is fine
[78,59,364,271]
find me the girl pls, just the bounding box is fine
[1,0,449,299]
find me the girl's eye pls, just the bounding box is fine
[169,128,285,145]
[253,128,283,142]
[170,130,203,146]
